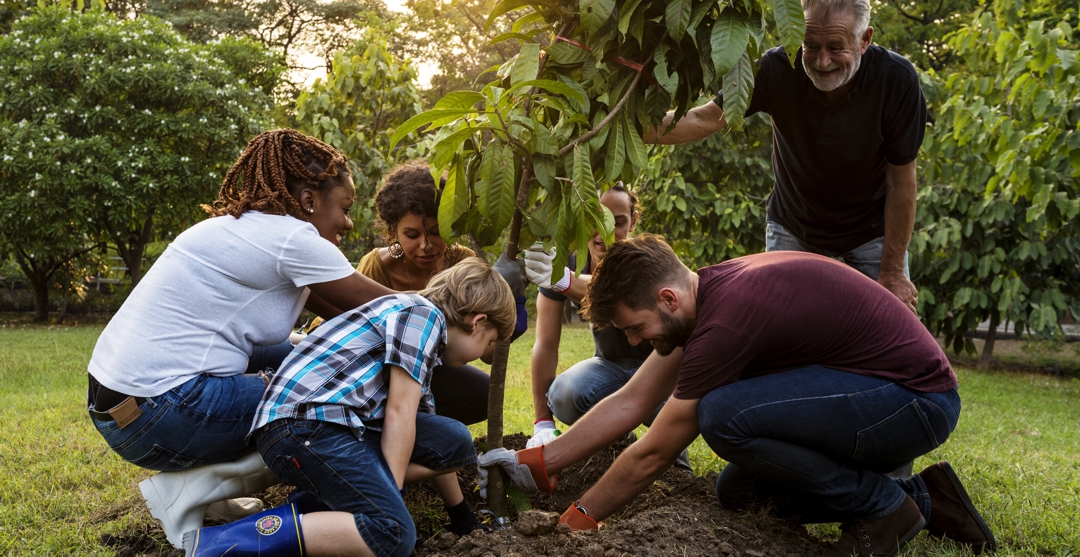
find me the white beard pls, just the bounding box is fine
[803,48,862,92]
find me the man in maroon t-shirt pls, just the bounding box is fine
[478,235,994,557]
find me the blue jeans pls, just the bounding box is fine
[547,357,661,426]
[698,366,960,521]
[90,372,268,471]
[765,219,909,280]
[253,414,476,557]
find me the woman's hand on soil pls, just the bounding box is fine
[527,420,560,449]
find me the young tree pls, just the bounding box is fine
[0,5,282,297]
[392,0,805,518]
[295,29,428,259]
[913,0,1080,365]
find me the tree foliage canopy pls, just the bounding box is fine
[0,5,281,317]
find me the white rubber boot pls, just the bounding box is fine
[139,452,278,548]
[204,497,264,522]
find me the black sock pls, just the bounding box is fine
[445,500,486,535]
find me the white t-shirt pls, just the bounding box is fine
[88,212,355,397]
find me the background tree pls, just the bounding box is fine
[913,0,1080,365]
[295,27,428,260]
[0,5,283,298]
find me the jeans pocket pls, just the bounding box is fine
[853,400,941,464]
[129,443,207,470]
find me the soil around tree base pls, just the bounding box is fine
[411,434,831,557]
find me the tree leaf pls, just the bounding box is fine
[665,0,692,42]
[438,157,470,241]
[390,109,475,150]
[486,0,558,29]
[604,114,625,182]
[481,142,517,231]
[580,0,615,35]
[711,11,750,78]
[721,52,754,129]
[511,44,541,88]
[622,111,648,170]
[511,79,588,108]
[770,0,805,67]
[617,0,646,35]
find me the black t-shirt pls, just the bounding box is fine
[717,45,927,254]
[539,254,653,363]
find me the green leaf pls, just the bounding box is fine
[622,111,648,170]
[711,12,750,78]
[390,109,475,150]
[604,112,626,181]
[490,32,536,46]
[511,44,541,88]
[580,0,615,35]
[573,144,596,194]
[486,0,558,29]
[665,0,692,42]
[721,52,754,129]
[617,0,646,35]
[511,79,588,108]
[438,158,470,241]
[482,142,517,231]
[430,127,477,171]
[770,0,805,67]
[507,487,533,512]
[434,91,486,111]
[533,155,556,191]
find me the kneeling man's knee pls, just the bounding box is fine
[697,388,745,451]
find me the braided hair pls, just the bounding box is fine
[203,129,349,219]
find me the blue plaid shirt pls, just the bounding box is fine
[249,293,445,440]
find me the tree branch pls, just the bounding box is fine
[559,69,644,156]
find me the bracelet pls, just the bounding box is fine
[574,502,589,516]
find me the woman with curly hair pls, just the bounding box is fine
[86,129,393,548]
[351,159,526,426]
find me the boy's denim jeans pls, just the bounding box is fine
[699,366,960,521]
[254,414,476,557]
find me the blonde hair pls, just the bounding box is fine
[419,257,516,341]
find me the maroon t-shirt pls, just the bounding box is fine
[673,252,956,400]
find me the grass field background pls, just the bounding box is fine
[0,322,1078,555]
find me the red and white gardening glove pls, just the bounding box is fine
[476,445,556,499]
[526,420,560,449]
[560,502,602,531]
[523,242,570,292]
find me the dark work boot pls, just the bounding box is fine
[919,461,997,554]
[830,495,925,557]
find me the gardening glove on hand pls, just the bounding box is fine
[526,420,560,449]
[511,295,528,342]
[493,252,526,298]
[560,502,602,531]
[476,446,556,499]
[524,242,571,292]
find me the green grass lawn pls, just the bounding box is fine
[0,322,1078,555]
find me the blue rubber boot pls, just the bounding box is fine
[182,503,305,556]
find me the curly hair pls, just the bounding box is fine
[203,129,350,220]
[374,159,445,241]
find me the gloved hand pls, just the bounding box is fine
[511,295,528,342]
[524,242,570,292]
[493,252,527,298]
[526,419,560,449]
[560,502,602,530]
[476,446,556,499]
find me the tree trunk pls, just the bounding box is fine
[485,162,536,523]
[57,280,71,325]
[979,312,999,370]
[30,274,49,323]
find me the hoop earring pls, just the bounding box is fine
[388,241,404,259]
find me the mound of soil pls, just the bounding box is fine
[410,434,830,557]
[100,433,830,556]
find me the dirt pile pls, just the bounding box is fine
[410,434,830,557]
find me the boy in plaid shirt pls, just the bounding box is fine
[182,258,516,557]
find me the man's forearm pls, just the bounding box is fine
[642,102,726,145]
[576,439,673,519]
[542,388,652,472]
[881,160,917,275]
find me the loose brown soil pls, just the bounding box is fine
[100,434,831,556]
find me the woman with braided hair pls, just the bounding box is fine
[86,129,393,549]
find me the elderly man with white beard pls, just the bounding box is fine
[644,0,926,317]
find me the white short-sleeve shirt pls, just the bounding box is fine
[88,212,355,397]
